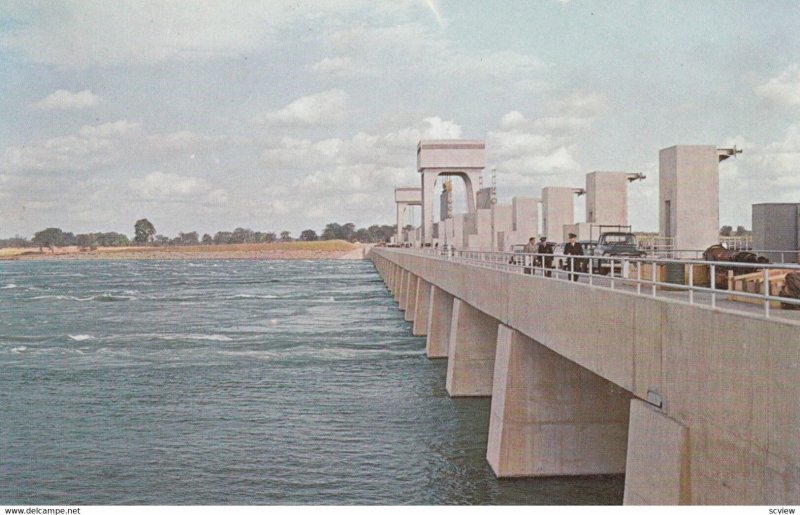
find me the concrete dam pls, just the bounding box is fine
[369,247,800,505]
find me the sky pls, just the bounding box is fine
[1,0,799,239]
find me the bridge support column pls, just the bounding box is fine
[404,273,419,321]
[399,271,413,311]
[446,298,498,397]
[413,278,431,336]
[382,260,393,290]
[623,400,690,505]
[390,263,399,292]
[487,325,631,476]
[394,268,406,304]
[426,286,453,358]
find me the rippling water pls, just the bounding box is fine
[0,259,623,505]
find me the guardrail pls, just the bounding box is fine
[644,248,800,263]
[384,247,800,321]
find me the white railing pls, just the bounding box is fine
[386,247,800,322]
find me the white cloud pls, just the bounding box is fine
[486,92,607,183]
[0,1,282,68]
[260,116,461,171]
[32,89,100,110]
[1,120,223,173]
[257,90,348,126]
[755,64,800,107]
[254,116,463,223]
[311,56,354,74]
[129,171,227,204]
[317,22,545,86]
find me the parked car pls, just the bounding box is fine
[589,232,645,274]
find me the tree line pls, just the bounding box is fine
[0,219,395,250]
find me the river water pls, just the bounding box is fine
[0,259,623,505]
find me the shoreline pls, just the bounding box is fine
[0,242,369,261]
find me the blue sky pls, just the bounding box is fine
[1,1,799,238]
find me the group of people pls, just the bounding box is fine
[522,233,585,282]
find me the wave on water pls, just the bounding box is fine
[30,294,136,302]
[232,294,278,300]
[68,334,94,342]
[11,346,27,353]
[155,334,233,342]
[94,294,137,302]
[1,283,18,289]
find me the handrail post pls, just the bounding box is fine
[636,259,641,295]
[651,260,657,298]
[610,258,615,290]
[688,263,694,305]
[711,264,716,309]
[764,266,770,318]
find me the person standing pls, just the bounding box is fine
[563,233,584,282]
[535,236,552,277]
[522,236,537,274]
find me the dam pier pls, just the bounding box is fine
[369,247,800,505]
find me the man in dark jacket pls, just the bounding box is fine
[563,233,584,282]
[535,236,552,277]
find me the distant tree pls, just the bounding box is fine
[299,229,318,241]
[0,235,31,248]
[231,227,255,244]
[153,234,170,246]
[134,218,156,245]
[178,231,199,245]
[264,232,277,243]
[32,228,66,252]
[321,223,342,240]
[213,231,233,245]
[720,225,733,237]
[354,228,369,242]
[94,232,129,247]
[735,225,749,236]
[76,233,95,250]
[201,233,213,245]
[341,222,356,241]
[280,231,292,242]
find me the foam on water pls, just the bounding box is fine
[68,334,94,342]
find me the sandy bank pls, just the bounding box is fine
[0,241,369,261]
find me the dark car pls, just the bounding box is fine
[590,232,645,274]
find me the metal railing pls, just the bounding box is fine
[387,247,800,322]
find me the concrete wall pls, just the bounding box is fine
[543,187,575,243]
[586,172,629,226]
[752,203,800,262]
[371,249,800,504]
[513,197,539,237]
[659,146,720,251]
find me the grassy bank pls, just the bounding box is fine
[0,240,362,260]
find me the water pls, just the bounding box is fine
[0,259,623,505]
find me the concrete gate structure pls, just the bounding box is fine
[659,145,740,251]
[395,187,422,244]
[418,140,485,245]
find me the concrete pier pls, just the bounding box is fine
[446,298,498,397]
[426,285,453,358]
[403,273,418,321]
[487,325,631,477]
[624,399,690,504]
[413,278,431,336]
